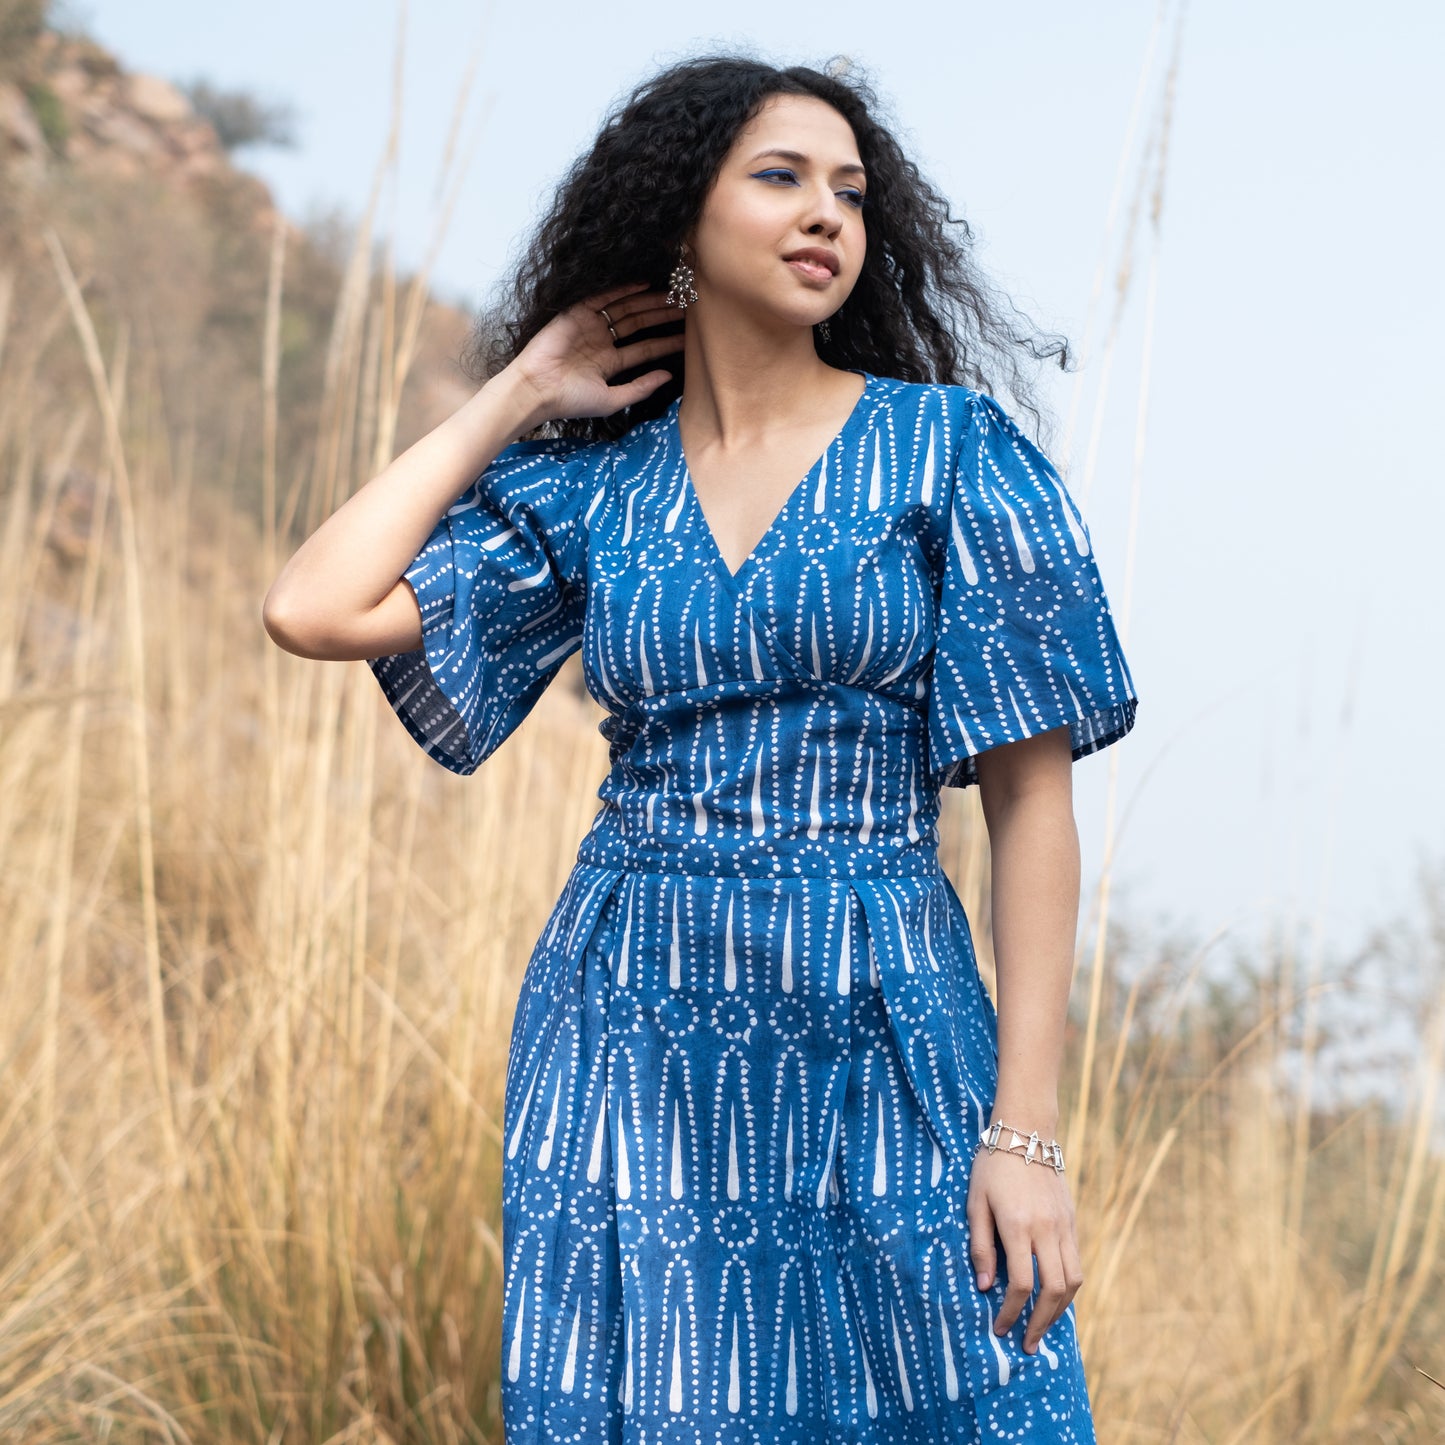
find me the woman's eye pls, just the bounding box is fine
[751,170,867,209]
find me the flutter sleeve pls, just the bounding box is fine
[367,434,610,776]
[927,388,1139,790]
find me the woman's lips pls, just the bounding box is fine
[785,258,834,282]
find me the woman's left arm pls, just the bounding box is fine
[966,723,1086,1354]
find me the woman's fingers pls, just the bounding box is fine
[583,279,655,310]
[1015,1219,1084,1352]
[608,297,687,330]
[1060,1225,1085,1315]
[602,368,677,411]
[994,1227,1037,1340]
[581,282,677,333]
[596,301,686,347]
[507,285,678,426]
[1023,1238,1071,1352]
[965,1177,998,1292]
[967,1153,1087,1355]
[604,333,683,374]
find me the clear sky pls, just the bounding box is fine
[67,0,1445,966]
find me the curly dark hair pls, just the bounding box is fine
[463,50,1072,443]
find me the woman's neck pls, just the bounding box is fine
[677,322,856,447]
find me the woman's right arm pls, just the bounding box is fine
[261,281,683,662]
[261,369,546,661]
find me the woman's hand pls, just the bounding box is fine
[966,1147,1085,1354]
[503,280,684,427]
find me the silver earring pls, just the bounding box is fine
[817,318,833,343]
[666,250,698,308]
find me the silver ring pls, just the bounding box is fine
[599,306,618,338]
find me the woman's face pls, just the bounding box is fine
[685,92,867,334]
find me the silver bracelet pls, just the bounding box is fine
[975,1120,1066,1176]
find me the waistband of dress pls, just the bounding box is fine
[573,836,946,882]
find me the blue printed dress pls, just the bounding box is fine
[368,370,1139,1444]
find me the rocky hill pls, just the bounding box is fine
[0,30,271,210]
[0,17,477,525]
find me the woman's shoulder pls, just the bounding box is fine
[863,374,992,462]
[865,371,983,422]
[867,373,1052,453]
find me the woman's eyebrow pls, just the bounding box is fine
[747,147,867,177]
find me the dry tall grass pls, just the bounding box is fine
[1,11,1443,1443]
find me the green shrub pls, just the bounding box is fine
[181,77,298,153]
[23,78,67,152]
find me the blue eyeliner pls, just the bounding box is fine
[750,168,866,207]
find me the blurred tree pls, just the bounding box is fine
[179,77,299,152]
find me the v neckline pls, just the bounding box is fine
[672,370,876,588]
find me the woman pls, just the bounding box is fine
[264,52,1138,1444]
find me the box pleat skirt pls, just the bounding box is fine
[498,863,1098,1444]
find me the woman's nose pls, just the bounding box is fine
[803,190,845,235]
